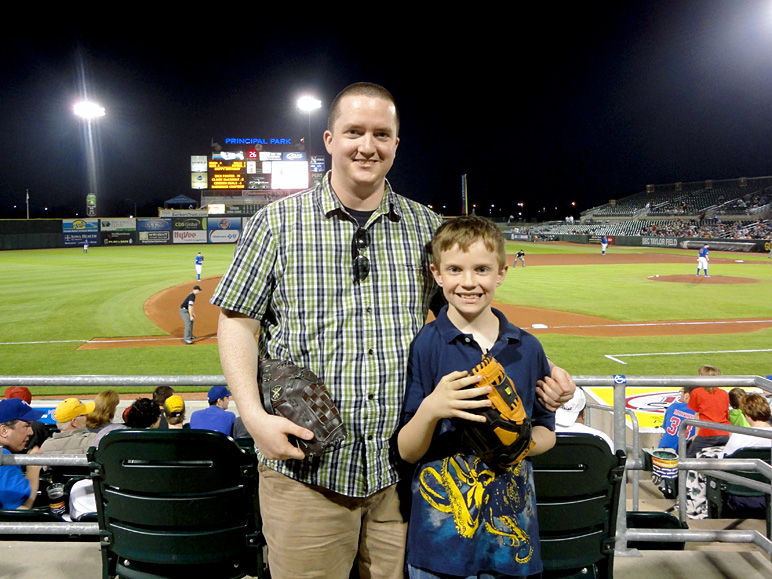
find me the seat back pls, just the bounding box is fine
[89,429,263,579]
[531,433,626,579]
[706,446,771,519]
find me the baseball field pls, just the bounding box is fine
[2,241,771,394]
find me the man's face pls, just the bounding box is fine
[324,94,399,199]
[0,420,32,452]
[218,396,230,410]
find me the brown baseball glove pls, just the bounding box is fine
[457,353,534,468]
[257,358,347,456]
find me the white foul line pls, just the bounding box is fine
[605,348,772,365]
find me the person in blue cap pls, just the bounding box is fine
[0,399,45,509]
[189,386,236,436]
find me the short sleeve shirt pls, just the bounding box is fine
[0,449,31,509]
[210,173,442,497]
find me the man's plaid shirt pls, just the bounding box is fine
[211,174,442,497]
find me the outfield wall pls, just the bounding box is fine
[525,232,770,253]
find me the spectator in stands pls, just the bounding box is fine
[722,394,772,457]
[686,365,731,458]
[152,386,175,429]
[70,398,163,520]
[93,397,163,447]
[163,395,187,429]
[0,399,45,509]
[728,388,750,428]
[189,386,236,436]
[40,398,97,455]
[86,390,120,432]
[555,388,614,451]
[3,387,49,452]
[658,386,696,451]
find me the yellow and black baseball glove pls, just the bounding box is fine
[457,353,534,468]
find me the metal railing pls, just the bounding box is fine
[2,373,772,557]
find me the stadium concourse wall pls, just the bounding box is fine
[506,229,770,253]
[0,211,244,250]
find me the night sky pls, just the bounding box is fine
[3,2,772,221]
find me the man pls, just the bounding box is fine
[211,82,575,578]
[189,386,235,435]
[555,388,614,452]
[163,395,187,429]
[0,399,45,509]
[4,387,49,451]
[179,285,201,344]
[601,235,609,255]
[697,243,710,277]
[153,386,175,429]
[40,398,97,455]
[515,248,526,267]
[195,251,204,281]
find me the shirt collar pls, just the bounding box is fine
[317,171,401,224]
[434,305,522,345]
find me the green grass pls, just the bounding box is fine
[1,242,770,395]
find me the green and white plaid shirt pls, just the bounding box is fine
[211,174,442,497]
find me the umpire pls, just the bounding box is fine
[179,286,201,344]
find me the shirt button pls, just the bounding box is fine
[464,337,471,343]
[368,349,374,355]
[368,393,374,400]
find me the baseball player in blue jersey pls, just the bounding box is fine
[697,243,709,277]
[601,236,608,255]
[195,251,204,281]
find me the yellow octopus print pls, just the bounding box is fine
[418,453,534,563]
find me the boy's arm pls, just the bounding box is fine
[528,425,556,458]
[398,371,489,464]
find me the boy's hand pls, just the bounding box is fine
[422,370,491,423]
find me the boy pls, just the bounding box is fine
[398,215,556,578]
[658,387,697,451]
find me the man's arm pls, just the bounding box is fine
[535,361,576,411]
[188,302,195,320]
[217,308,313,460]
[19,446,42,510]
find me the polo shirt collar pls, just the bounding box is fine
[318,171,401,223]
[435,305,522,345]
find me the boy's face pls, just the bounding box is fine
[430,240,507,322]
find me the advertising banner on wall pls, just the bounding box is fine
[100,218,137,245]
[207,216,242,243]
[63,219,99,247]
[137,218,173,245]
[172,215,207,244]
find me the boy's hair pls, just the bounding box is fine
[328,82,400,134]
[698,365,722,376]
[431,215,507,269]
[728,387,747,409]
[124,398,162,428]
[740,393,771,423]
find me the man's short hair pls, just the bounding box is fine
[152,386,175,407]
[327,82,400,135]
[431,215,507,269]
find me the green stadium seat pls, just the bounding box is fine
[88,429,266,579]
[531,432,627,579]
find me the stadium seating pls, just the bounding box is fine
[705,447,771,521]
[531,432,627,579]
[88,429,265,579]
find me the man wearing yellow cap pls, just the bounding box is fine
[40,398,97,455]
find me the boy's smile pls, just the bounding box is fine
[431,240,508,325]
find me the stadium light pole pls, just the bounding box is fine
[297,95,322,154]
[73,100,105,217]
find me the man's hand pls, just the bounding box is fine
[536,364,576,411]
[242,408,315,461]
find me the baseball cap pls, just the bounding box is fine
[207,386,232,403]
[0,398,44,423]
[193,285,202,291]
[54,398,96,423]
[4,386,32,404]
[555,388,587,428]
[164,395,185,417]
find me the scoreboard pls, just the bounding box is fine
[192,144,317,192]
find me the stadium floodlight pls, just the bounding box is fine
[73,101,105,119]
[296,96,322,112]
